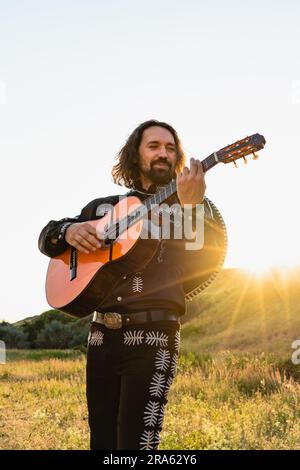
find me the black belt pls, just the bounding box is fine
[92,310,180,329]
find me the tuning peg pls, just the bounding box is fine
[243,157,247,164]
[252,152,259,160]
[233,160,238,168]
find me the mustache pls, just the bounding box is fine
[151,159,171,169]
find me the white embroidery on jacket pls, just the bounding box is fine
[132,273,143,293]
[156,239,166,264]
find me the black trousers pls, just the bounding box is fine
[86,319,181,450]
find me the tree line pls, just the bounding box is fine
[0,310,91,349]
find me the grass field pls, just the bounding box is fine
[1,348,300,450]
[1,267,300,449]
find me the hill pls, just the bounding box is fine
[5,267,300,354]
[1,309,90,349]
[181,267,300,355]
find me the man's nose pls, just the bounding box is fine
[158,146,168,157]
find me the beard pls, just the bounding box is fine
[146,161,175,185]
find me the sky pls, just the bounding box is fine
[1,0,300,322]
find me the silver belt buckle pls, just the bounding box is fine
[103,312,122,329]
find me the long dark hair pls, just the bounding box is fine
[111,120,186,189]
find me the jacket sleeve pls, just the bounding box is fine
[38,215,80,258]
[174,196,228,299]
[37,197,114,258]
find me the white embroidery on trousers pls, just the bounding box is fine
[158,403,166,428]
[155,349,171,371]
[139,430,155,450]
[122,331,173,348]
[88,331,104,347]
[149,372,166,398]
[139,328,179,450]
[154,430,161,448]
[164,375,174,399]
[145,331,168,347]
[123,330,144,346]
[143,401,160,427]
[174,330,181,353]
[170,353,178,377]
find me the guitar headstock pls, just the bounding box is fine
[217,133,266,165]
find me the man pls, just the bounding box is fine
[38,120,226,450]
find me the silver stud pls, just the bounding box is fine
[117,296,122,301]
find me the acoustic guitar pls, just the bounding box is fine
[45,133,266,317]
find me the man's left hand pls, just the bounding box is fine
[176,157,206,208]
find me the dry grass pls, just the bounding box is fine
[1,350,300,450]
[0,356,88,450]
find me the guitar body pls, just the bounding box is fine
[45,196,160,317]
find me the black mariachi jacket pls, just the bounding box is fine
[38,186,227,317]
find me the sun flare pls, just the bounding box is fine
[229,251,299,278]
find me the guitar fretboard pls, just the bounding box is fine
[103,153,219,242]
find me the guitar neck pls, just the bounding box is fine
[103,153,219,243]
[143,152,218,208]
[103,132,266,242]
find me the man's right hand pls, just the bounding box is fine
[65,222,102,254]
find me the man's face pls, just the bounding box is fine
[138,126,178,186]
